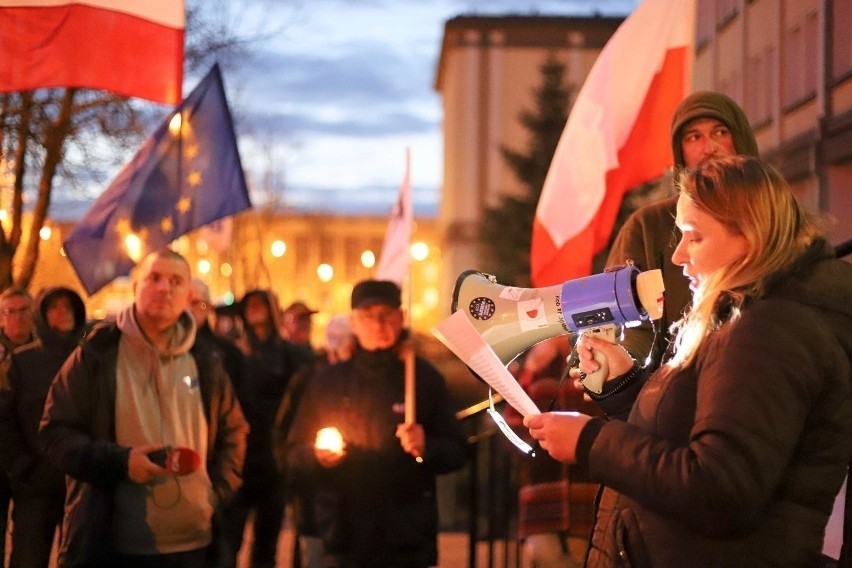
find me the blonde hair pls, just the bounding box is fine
[667,155,824,368]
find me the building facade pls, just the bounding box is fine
[28,210,441,344]
[694,0,852,249]
[434,15,623,314]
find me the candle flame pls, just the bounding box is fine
[315,427,344,453]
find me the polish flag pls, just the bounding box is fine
[530,0,694,286]
[375,148,413,286]
[0,0,184,104]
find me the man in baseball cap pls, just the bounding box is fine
[280,300,318,350]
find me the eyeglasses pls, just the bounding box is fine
[2,306,32,317]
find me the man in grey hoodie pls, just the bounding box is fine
[39,249,248,568]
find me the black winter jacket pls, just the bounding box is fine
[286,346,469,567]
[0,286,86,499]
[580,241,852,567]
[38,321,248,567]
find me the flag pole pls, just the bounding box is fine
[400,148,422,462]
[403,267,415,424]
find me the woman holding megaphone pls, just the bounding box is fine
[525,155,852,567]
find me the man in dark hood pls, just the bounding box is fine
[605,90,759,364]
[0,286,86,567]
[219,289,311,568]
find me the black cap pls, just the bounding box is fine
[351,280,401,309]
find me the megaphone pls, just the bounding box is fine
[450,264,665,390]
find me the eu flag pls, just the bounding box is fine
[64,63,251,295]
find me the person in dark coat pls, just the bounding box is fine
[526,156,852,567]
[273,314,355,568]
[285,280,469,567]
[219,289,311,568]
[189,278,244,393]
[0,287,35,566]
[0,287,86,567]
[38,249,248,568]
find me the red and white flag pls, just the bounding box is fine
[530,0,694,286]
[0,0,184,104]
[376,148,413,286]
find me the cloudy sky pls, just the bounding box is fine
[48,0,638,220]
[200,0,640,216]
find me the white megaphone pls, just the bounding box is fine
[451,264,665,393]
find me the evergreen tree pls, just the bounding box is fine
[479,54,572,287]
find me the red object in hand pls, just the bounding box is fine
[149,447,202,476]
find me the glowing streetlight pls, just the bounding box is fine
[271,240,287,258]
[169,112,182,136]
[361,250,375,268]
[220,262,233,278]
[124,234,143,262]
[317,263,333,283]
[39,226,52,241]
[410,241,429,261]
[197,259,211,275]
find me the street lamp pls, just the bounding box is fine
[271,240,286,258]
[410,241,429,261]
[124,233,142,262]
[317,263,333,283]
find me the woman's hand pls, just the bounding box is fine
[524,411,592,463]
[572,334,636,392]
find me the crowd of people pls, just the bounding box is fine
[0,87,850,568]
[0,254,469,568]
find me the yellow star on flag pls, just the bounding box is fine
[177,196,192,214]
[160,216,173,233]
[187,171,202,187]
[115,217,131,237]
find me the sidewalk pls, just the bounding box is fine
[20,520,511,567]
[239,526,514,568]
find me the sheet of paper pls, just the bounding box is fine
[431,310,540,417]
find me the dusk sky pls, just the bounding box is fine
[54,0,640,220]
[219,0,644,217]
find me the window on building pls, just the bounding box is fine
[783,10,818,108]
[344,237,361,279]
[294,235,311,270]
[746,45,774,127]
[696,0,716,49]
[319,235,333,269]
[717,0,739,29]
[833,0,852,79]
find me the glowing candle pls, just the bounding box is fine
[315,427,344,453]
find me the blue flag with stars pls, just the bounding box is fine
[64,63,251,295]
